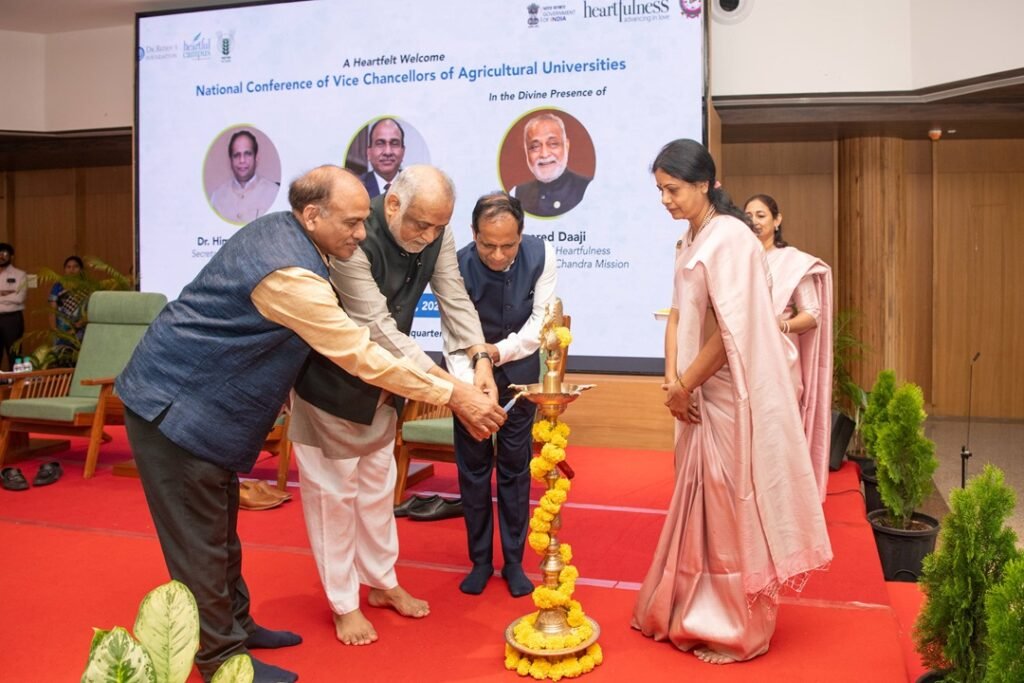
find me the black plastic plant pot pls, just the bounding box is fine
[862,471,884,513]
[848,452,876,479]
[830,410,856,472]
[867,510,940,582]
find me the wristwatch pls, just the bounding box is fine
[471,351,493,369]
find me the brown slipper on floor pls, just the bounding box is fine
[252,480,292,502]
[239,481,285,510]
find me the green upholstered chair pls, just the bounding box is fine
[0,291,167,478]
[392,315,570,504]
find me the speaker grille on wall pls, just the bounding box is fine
[712,0,755,24]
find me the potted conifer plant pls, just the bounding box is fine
[913,464,1019,682]
[984,555,1024,683]
[855,369,896,511]
[866,382,939,581]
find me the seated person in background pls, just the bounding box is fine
[48,255,89,362]
[511,113,591,217]
[444,192,557,597]
[210,130,280,224]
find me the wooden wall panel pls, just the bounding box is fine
[932,139,1024,417]
[80,165,134,280]
[837,137,906,387]
[722,141,836,267]
[562,373,673,451]
[11,169,77,343]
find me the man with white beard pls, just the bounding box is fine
[510,112,592,217]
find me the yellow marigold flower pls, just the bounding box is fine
[555,478,571,492]
[545,635,566,651]
[524,611,539,624]
[556,327,572,348]
[559,565,580,583]
[529,657,551,680]
[540,496,562,515]
[560,544,573,563]
[532,421,553,442]
[529,517,551,533]
[530,458,553,479]
[586,643,603,665]
[505,653,521,671]
[568,599,581,612]
[546,489,567,505]
[528,531,550,552]
[541,445,565,466]
[535,508,554,523]
[567,608,585,627]
[553,421,571,438]
[517,657,532,676]
[527,632,546,651]
[562,657,583,678]
[550,433,568,449]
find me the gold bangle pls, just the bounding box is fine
[677,376,691,393]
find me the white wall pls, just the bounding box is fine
[0,30,46,130]
[711,0,914,96]
[1,0,1022,131]
[909,0,1024,87]
[45,25,134,131]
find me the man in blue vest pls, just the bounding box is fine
[446,192,557,596]
[288,165,500,647]
[116,166,505,683]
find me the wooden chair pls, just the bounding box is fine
[393,315,571,504]
[0,291,167,478]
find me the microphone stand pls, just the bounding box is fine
[960,351,980,489]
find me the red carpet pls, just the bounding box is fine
[0,428,920,681]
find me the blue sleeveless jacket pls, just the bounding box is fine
[116,211,328,471]
[458,235,545,386]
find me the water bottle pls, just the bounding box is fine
[12,357,22,372]
[20,357,33,372]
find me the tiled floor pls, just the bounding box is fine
[926,417,1024,546]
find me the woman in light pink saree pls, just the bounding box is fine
[632,140,832,664]
[745,194,833,503]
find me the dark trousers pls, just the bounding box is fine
[453,370,535,567]
[124,409,255,682]
[0,310,24,370]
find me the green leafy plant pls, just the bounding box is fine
[875,382,937,529]
[832,308,868,418]
[859,368,896,459]
[18,256,134,368]
[915,465,1020,682]
[984,555,1024,683]
[81,580,253,683]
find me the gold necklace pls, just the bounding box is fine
[687,205,716,245]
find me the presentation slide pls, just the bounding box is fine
[136,0,705,372]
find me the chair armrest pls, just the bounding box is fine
[80,377,116,386]
[3,368,75,400]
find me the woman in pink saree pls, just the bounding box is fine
[632,140,832,664]
[745,194,833,503]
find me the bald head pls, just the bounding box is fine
[290,165,369,260]
[384,165,456,253]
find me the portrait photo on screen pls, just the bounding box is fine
[203,126,282,225]
[345,116,431,199]
[499,109,596,219]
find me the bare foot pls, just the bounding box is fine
[694,647,738,665]
[367,585,430,618]
[333,610,377,646]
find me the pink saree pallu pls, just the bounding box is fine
[633,216,832,661]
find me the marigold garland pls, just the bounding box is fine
[507,417,601,679]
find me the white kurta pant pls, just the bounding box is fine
[293,435,399,615]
